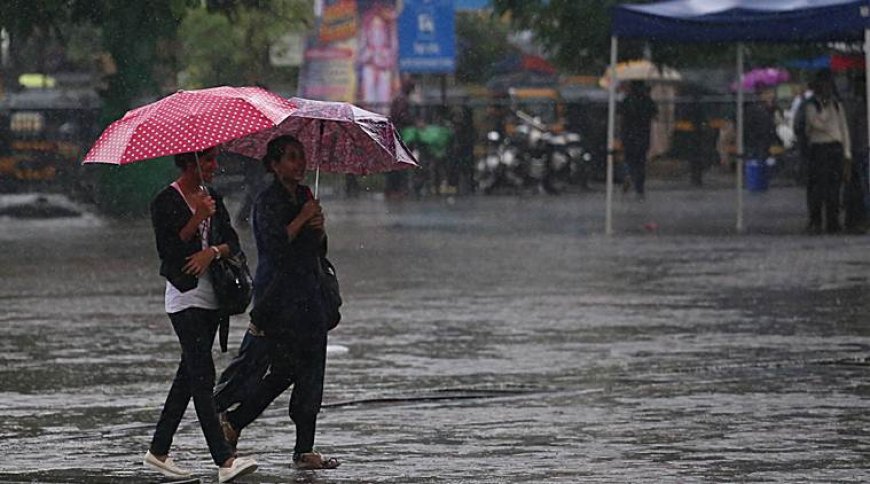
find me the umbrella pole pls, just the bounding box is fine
[865,28,870,194]
[195,151,206,192]
[605,35,618,236]
[315,120,324,199]
[314,165,320,199]
[736,43,745,234]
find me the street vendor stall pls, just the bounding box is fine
[606,0,870,234]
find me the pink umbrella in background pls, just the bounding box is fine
[82,86,298,165]
[732,67,791,92]
[226,97,418,197]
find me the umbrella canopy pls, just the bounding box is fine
[599,59,681,88]
[225,97,418,175]
[82,86,298,165]
[492,53,558,75]
[612,0,870,43]
[733,67,790,92]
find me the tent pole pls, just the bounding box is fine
[606,35,618,236]
[736,43,745,233]
[865,28,870,194]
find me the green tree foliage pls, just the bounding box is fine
[489,0,647,74]
[0,0,197,123]
[0,0,67,38]
[79,0,195,123]
[178,0,311,89]
[0,0,310,123]
[0,0,78,88]
[454,12,518,84]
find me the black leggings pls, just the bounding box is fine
[807,142,844,232]
[624,142,649,195]
[225,300,328,456]
[150,308,233,466]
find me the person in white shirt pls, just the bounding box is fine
[144,147,258,483]
[804,70,850,234]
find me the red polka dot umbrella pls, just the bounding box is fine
[82,86,298,165]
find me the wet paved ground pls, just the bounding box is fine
[2,181,870,483]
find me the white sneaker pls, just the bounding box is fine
[143,450,193,477]
[218,456,258,483]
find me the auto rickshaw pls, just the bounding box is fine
[0,87,101,192]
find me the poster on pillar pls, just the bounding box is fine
[398,0,456,74]
[299,0,400,113]
[299,0,358,102]
[356,0,400,112]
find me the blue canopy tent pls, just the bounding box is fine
[606,0,870,234]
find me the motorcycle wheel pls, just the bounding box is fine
[542,163,567,195]
[476,171,497,194]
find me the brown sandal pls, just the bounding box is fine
[219,412,239,453]
[294,452,340,470]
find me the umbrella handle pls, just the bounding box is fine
[315,120,324,200]
[194,151,206,194]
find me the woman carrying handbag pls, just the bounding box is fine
[217,135,341,470]
[145,147,258,483]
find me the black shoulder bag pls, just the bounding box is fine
[211,251,253,316]
[318,256,342,331]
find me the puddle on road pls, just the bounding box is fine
[3,194,870,482]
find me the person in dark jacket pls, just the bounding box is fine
[620,80,658,198]
[744,87,779,163]
[218,135,340,470]
[145,147,258,483]
[844,75,868,233]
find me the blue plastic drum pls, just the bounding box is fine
[745,159,768,192]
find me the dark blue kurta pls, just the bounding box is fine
[250,180,327,337]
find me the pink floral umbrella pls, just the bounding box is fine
[731,67,791,92]
[82,86,298,165]
[225,97,418,195]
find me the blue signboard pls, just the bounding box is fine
[398,0,456,73]
[454,0,489,10]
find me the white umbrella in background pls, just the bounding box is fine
[599,59,682,88]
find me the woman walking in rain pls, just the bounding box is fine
[145,147,258,483]
[217,135,340,470]
[620,80,658,199]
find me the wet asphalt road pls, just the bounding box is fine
[2,183,870,483]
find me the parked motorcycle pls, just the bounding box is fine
[475,129,523,194]
[541,129,592,194]
[475,111,592,195]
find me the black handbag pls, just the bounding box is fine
[318,256,342,330]
[210,252,253,316]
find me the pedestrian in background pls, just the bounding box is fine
[234,152,268,227]
[218,135,340,470]
[686,93,710,187]
[789,82,815,186]
[145,147,258,483]
[386,77,415,198]
[804,69,851,234]
[744,87,779,168]
[620,80,658,199]
[451,105,476,194]
[844,74,868,234]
